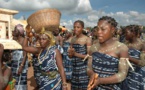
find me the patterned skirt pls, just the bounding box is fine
[11,60,28,90]
[71,44,89,90]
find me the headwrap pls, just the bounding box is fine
[40,27,56,46]
[14,24,25,35]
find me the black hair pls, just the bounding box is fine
[74,20,84,28]
[125,25,139,36]
[2,50,11,62]
[98,16,118,28]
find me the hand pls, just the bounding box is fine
[62,86,67,90]
[25,24,32,37]
[62,83,68,90]
[17,66,23,75]
[87,73,99,90]
[68,46,75,57]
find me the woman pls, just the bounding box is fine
[62,29,73,90]
[11,24,28,90]
[125,25,145,90]
[91,26,98,44]
[87,16,129,90]
[68,20,92,90]
[22,27,67,90]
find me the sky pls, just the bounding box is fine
[0,0,145,29]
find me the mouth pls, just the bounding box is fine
[98,36,103,39]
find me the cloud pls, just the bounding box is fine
[1,0,144,29]
[0,0,92,14]
[61,10,145,30]
[84,10,145,27]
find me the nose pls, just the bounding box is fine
[96,28,102,34]
[39,39,44,43]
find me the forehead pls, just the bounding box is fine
[74,22,82,26]
[39,34,48,37]
[97,20,111,28]
[125,28,131,32]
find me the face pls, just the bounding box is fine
[38,34,50,48]
[97,20,114,43]
[12,30,19,37]
[73,22,83,36]
[125,28,133,41]
[2,50,12,62]
[53,28,60,36]
[92,27,98,37]
[64,31,70,38]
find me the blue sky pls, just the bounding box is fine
[90,0,145,13]
[0,0,145,29]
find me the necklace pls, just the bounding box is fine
[95,42,122,53]
[127,39,142,49]
[38,46,51,65]
[128,43,141,48]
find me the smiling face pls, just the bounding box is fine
[97,20,115,43]
[38,34,50,48]
[73,21,84,36]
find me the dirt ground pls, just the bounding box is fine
[27,66,38,90]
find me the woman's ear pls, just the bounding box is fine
[111,26,115,35]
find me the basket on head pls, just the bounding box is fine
[27,8,61,33]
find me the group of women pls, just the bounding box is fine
[0,15,145,90]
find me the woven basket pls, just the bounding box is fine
[27,8,61,33]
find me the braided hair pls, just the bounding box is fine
[98,16,118,28]
[125,25,140,36]
[74,20,84,28]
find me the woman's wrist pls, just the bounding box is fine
[98,77,101,85]
[20,64,24,67]
[62,82,67,88]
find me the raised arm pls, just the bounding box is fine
[22,37,40,54]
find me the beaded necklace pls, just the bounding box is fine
[127,39,142,49]
[38,46,51,65]
[95,42,122,53]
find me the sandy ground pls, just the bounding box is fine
[27,65,38,90]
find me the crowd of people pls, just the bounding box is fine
[0,16,145,90]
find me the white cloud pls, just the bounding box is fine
[0,0,92,14]
[1,0,144,29]
[61,10,145,30]
[85,10,145,27]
